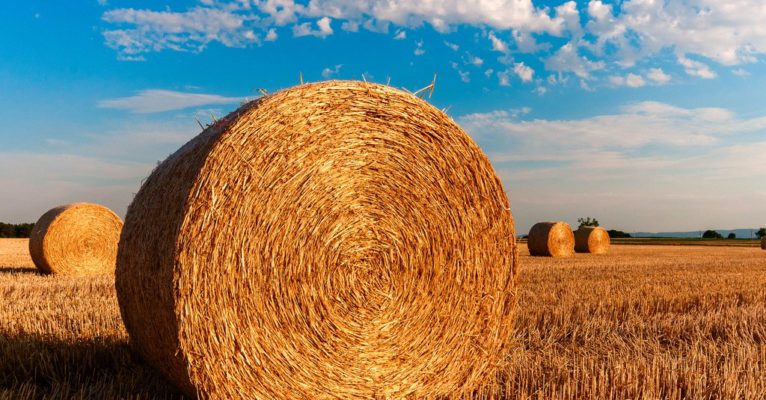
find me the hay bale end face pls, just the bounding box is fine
[528,221,575,257]
[574,226,610,254]
[116,80,518,399]
[29,203,123,276]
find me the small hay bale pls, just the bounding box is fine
[574,226,610,254]
[116,80,518,399]
[528,221,574,257]
[29,203,123,276]
[761,237,766,250]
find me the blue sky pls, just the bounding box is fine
[1,0,765,233]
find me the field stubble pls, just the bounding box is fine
[1,239,765,399]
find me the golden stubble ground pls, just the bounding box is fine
[1,239,765,399]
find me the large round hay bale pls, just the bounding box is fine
[527,221,574,257]
[29,203,123,275]
[116,80,518,399]
[761,237,766,250]
[574,226,610,254]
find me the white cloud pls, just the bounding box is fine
[732,68,750,77]
[468,55,484,66]
[583,0,766,74]
[301,0,567,34]
[414,40,425,56]
[102,6,258,56]
[341,20,359,32]
[459,101,766,150]
[511,29,548,53]
[321,64,342,79]
[444,41,459,51]
[513,62,534,82]
[293,17,334,38]
[488,31,509,53]
[646,68,671,85]
[98,89,244,113]
[497,69,511,86]
[100,0,766,87]
[545,42,604,79]
[609,72,645,88]
[677,55,717,79]
[265,28,278,41]
[459,101,766,233]
[258,0,304,25]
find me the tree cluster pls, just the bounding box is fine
[702,230,723,239]
[0,222,35,238]
[607,229,631,238]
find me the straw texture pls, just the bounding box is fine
[29,203,123,276]
[116,80,518,399]
[528,222,574,258]
[574,226,610,254]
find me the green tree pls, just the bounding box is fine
[577,217,600,228]
[727,232,736,239]
[702,230,723,239]
[756,228,766,239]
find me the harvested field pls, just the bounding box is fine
[1,239,765,398]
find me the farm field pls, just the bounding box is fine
[1,239,765,399]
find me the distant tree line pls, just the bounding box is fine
[607,230,631,238]
[702,230,723,239]
[0,222,35,238]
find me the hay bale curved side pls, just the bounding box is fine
[528,221,574,257]
[29,203,123,275]
[574,226,610,254]
[761,237,766,250]
[116,80,518,399]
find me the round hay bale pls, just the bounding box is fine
[574,226,610,254]
[116,80,518,399]
[29,203,123,276]
[527,221,574,257]
[761,237,766,250]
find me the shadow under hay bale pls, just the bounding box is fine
[528,222,574,258]
[28,203,123,276]
[116,80,518,399]
[574,226,610,254]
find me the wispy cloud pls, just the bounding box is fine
[99,0,766,89]
[98,89,245,113]
[459,102,766,231]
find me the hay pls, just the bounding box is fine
[28,203,123,276]
[574,226,610,254]
[528,222,574,257]
[761,237,766,250]
[116,80,518,399]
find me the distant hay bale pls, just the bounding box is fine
[528,222,575,257]
[574,226,610,254]
[28,203,123,276]
[761,237,766,250]
[116,80,518,399]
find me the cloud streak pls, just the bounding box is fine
[98,89,245,113]
[459,101,766,232]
